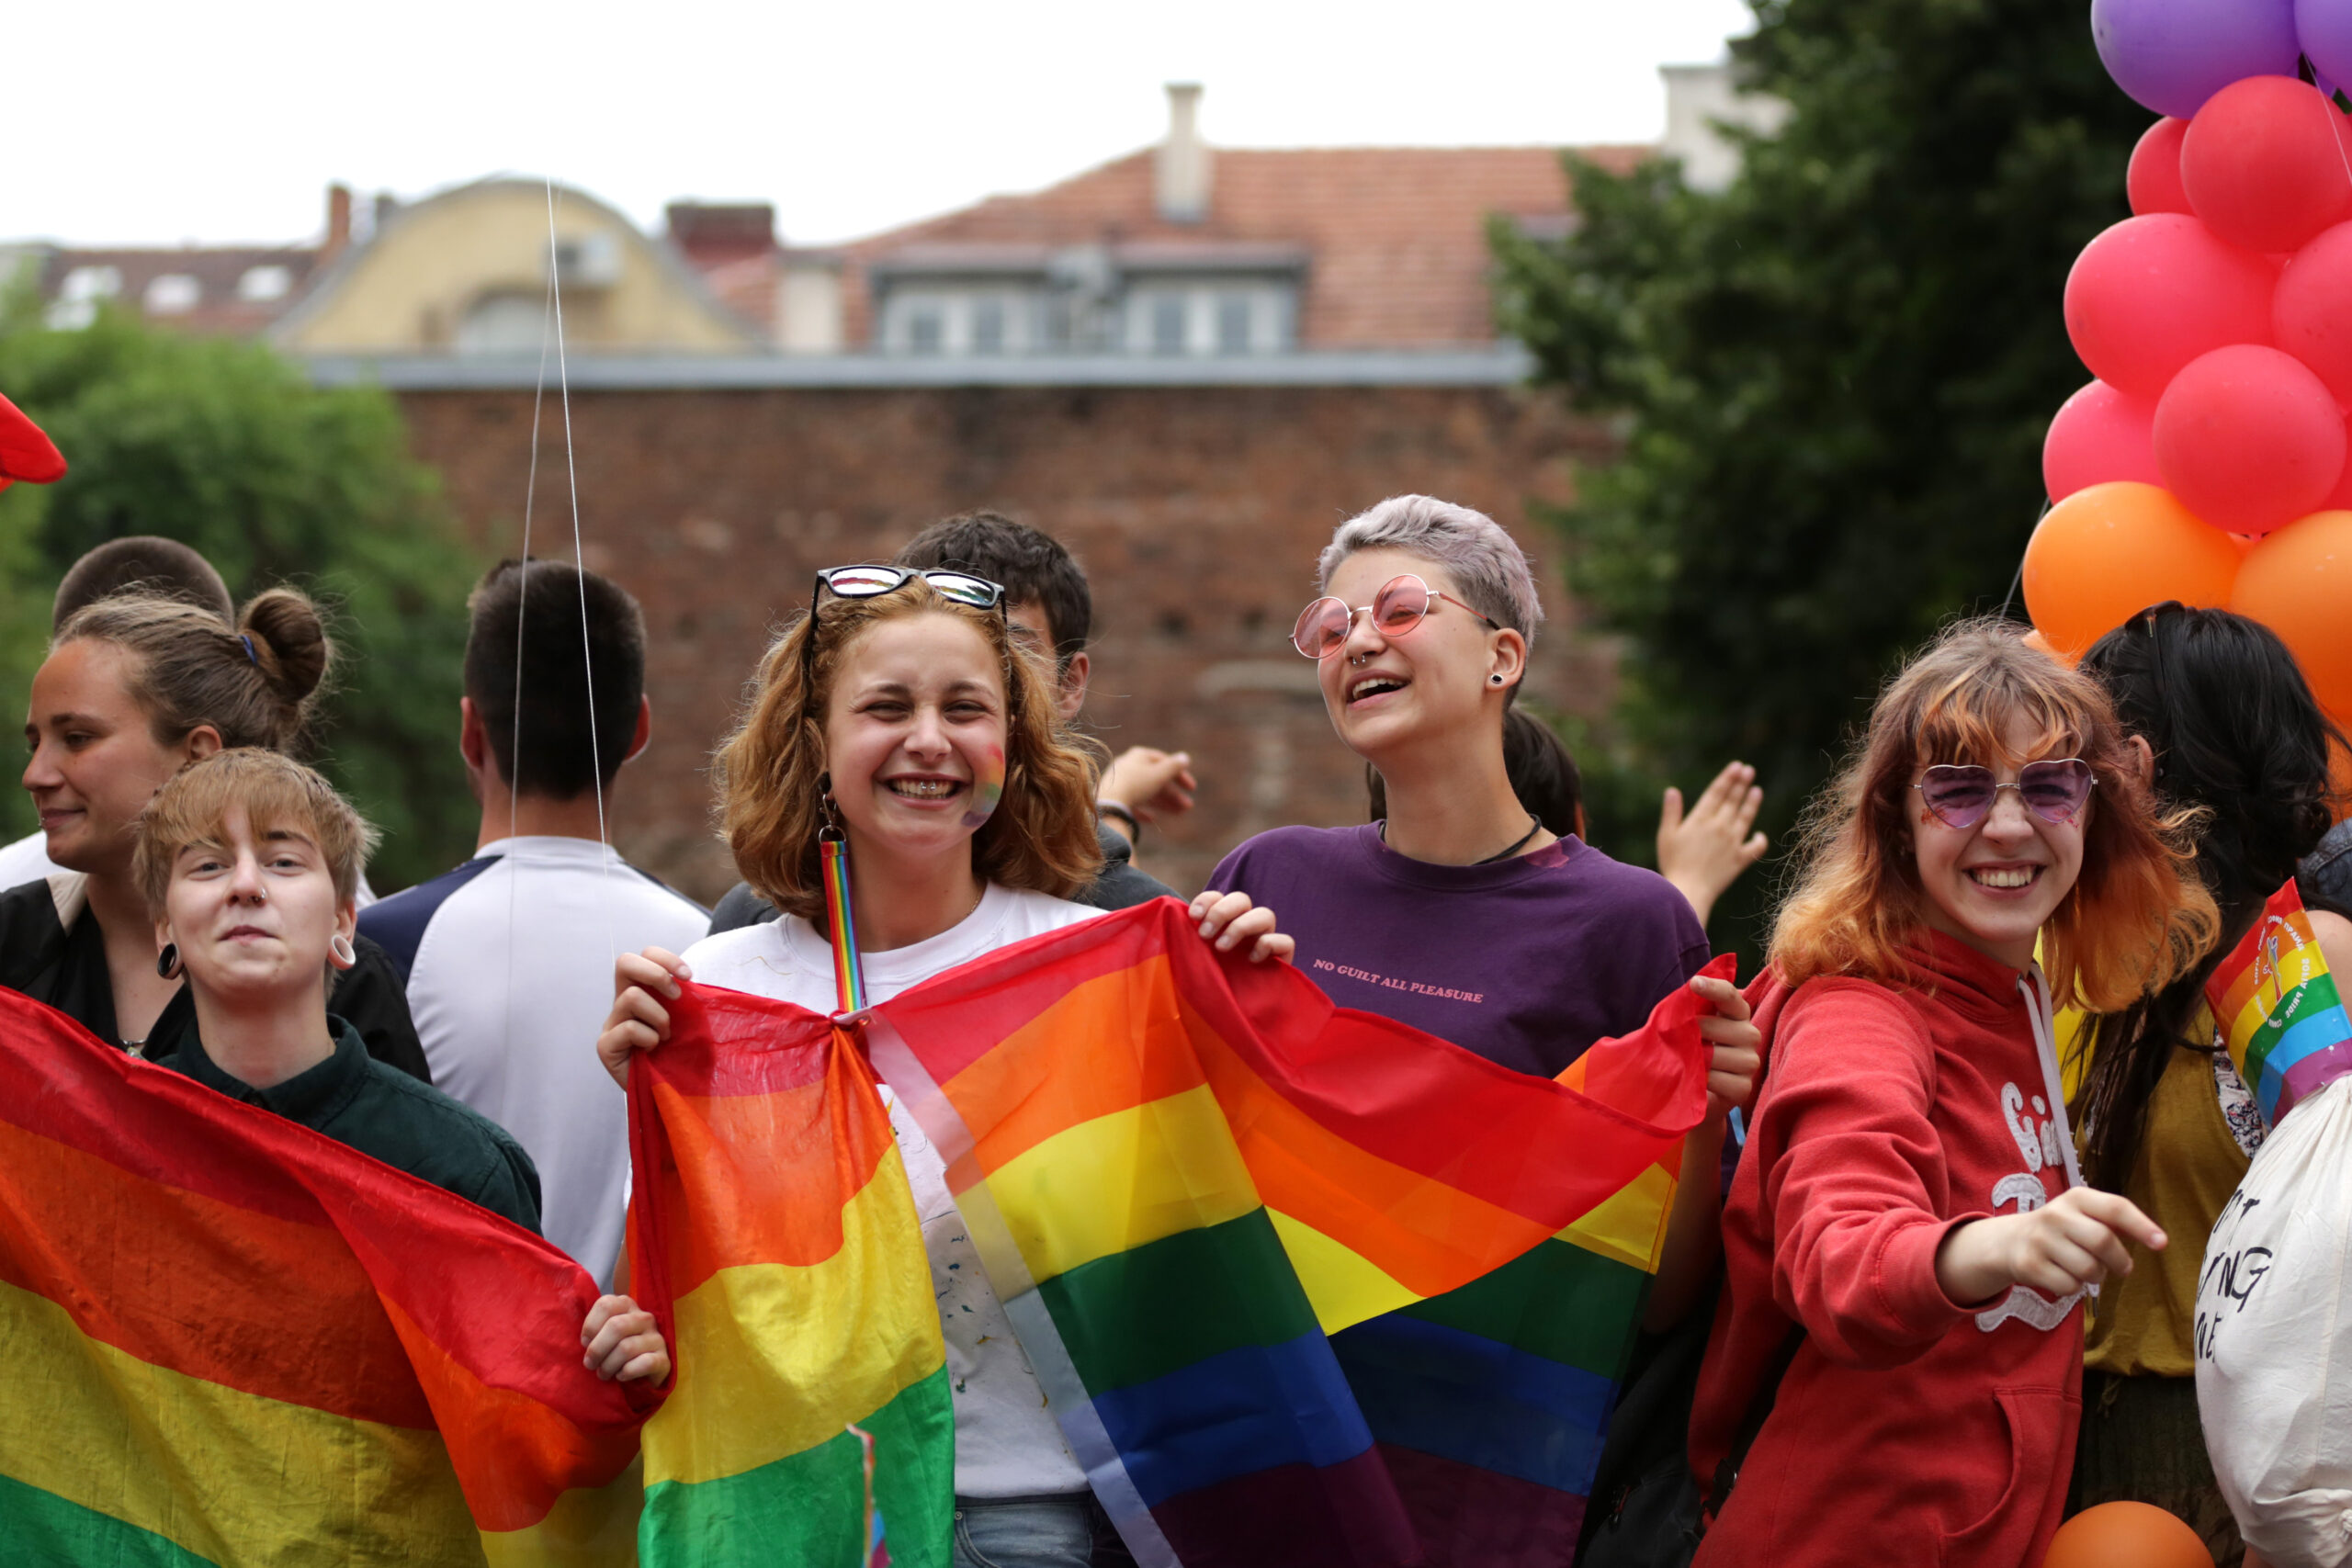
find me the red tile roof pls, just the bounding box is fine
[838,143,1649,348]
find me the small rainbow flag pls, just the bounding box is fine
[863,897,1716,1566]
[626,982,954,1567]
[2208,879,2352,1128]
[0,987,652,1565]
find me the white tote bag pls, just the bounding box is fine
[2196,884,2352,1567]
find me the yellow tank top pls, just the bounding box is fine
[2064,1004,2253,1377]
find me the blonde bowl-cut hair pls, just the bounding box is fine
[714,577,1103,925]
[1770,617,2218,1013]
[134,748,379,920]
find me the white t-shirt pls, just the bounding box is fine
[0,829,381,907]
[684,883,1102,1500]
[358,836,706,1285]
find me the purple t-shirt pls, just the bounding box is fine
[1208,824,1711,1077]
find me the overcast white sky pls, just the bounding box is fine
[12,0,1753,249]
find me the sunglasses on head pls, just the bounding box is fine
[1912,758,2096,830]
[1291,573,1501,660]
[801,565,1009,685]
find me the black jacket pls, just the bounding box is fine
[0,874,432,1081]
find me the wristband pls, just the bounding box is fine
[1096,800,1140,840]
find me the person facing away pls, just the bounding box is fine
[357,561,706,1287]
[585,566,1288,1568]
[0,536,237,890]
[1,588,426,1077]
[137,748,539,1229]
[705,511,1183,933]
[2064,605,2352,1566]
[1689,620,2213,1568]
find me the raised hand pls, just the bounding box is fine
[1657,761,1769,929]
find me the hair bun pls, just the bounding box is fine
[238,588,332,703]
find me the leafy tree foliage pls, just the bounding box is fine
[0,301,484,888]
[1494,0,2149,955]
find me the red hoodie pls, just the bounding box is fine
[1690,931,2086,1568]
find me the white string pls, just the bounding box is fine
[500,254,556,1067]
[543,177,621,970]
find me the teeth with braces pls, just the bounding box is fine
[889,779,959,798]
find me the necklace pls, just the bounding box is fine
[1378,812,1544,864]
[1476,814,1544,864]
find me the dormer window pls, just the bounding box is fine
[144,274,201,315]
[238,265,292,302]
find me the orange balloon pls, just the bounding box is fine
[2041,1501,2210,1568]
[2234,509,2352,716]
[2023,481,2243,660]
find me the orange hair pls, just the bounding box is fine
[1770,618,2217,1011]
[713,577,1103,924]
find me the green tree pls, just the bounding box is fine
[1494,0,2147,958]
[0,301,485,889]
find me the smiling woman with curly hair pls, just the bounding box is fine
[587,565,1295,1567]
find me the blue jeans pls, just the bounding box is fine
[951,1494,1095,1568]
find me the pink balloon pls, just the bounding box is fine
[2065,215,2277,398]
[2182,76,2352,254]
[2275,220,2352,406]
[2044,381,2163,499]
[2154,344,2348,533]
[2129,118,2194,216]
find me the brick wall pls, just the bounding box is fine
[395,382,1618,901]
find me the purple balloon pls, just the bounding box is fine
[2091,0,2301,118]
[2301,0,2352,99]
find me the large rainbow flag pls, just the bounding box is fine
[2208,879,2352,1128]
[0,987,653,1566]
[862,897,1718,1566]
[626,981,955,1568]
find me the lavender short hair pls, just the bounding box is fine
[1317,495,1545,643]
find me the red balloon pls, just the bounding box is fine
[2044,380,2162,499]
[2154,344,2348,533]
[2065,214,2277,398]
[2129,117,2194,216]
[2275,220,2352,407]
[2182,75,2352,255]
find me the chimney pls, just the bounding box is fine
[665,202,779,269]
[322,184,353,261]
[1155,83,1212,224]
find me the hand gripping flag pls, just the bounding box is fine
[625,980,956,1568]
[2207,878,2352,1129]
[0,988,653,1566]
[862,897,1719,1567]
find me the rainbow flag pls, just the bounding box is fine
[626,982,954,1568]
[2208,879,2352,1128]
[0,987,652,1566]
[863,897,1717,1566]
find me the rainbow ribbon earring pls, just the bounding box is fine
[817,775,867,1016]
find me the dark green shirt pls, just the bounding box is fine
[160,1015,543,1233]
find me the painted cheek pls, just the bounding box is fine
[959,745,1005,830]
